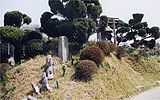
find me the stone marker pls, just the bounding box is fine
[31,82,40,94]
[40,72,52,92]
[56,80,59,89]
[62,64,66,77]
[58,36,69,62]
[46,54,52,66]
[46,66,54,80]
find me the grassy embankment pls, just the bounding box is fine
[0,54,160,100]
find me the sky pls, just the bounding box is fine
[0,0,160,27]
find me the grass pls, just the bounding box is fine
[0,54,160,100]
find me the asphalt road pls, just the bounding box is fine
[130,87,160,100]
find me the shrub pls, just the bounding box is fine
[116,46,126,59]
[75,60,98,81]
[0,26,25,45]
[25,39,44,58]
[108,42,117,53]
[0,63,12,82]
[80,46,105,66]
[43,38,58,54]
[96,41,110,56]
[23,30,42,44]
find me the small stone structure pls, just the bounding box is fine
[58,36,69,62]
[31,82,40,94]
[46,66,54,80]
[40,72,52,92]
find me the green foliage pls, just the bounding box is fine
[117,20,129,27]
[150,26,160,39]
[138,29,147,37]
[96,41,110,56]
[23,30,42,44]
[75,60,98,81]
[4,11,32,28]
[58,20,73,36]
[44,18,60,37]
[48,0,64,15]
[43,38,58,54]
[127,47,136,53]
[41,0,102,47]
[148,39,156,49]
[125,32,137,40]
[87,4,102,20]
[116,46,126,59]
[0,26,25,45]
[98,15,108,32]
[40,12,53,30]
[80,46,105,66]
[23,16,32,25]
[64,0,87,20]
[25,39,44,58]
[132,13,144,23]
[116,26,130,33]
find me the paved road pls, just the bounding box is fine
[130,87,160,100]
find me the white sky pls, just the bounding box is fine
[0,0,160,27]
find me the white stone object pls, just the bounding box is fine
[46,66,54,80]
[58,36,69,62]
[46,83,53,92]
[41,72,48,87]
[31,82,40,94]
[46,54,52,66]
[27,95,37,100]
[8,56,15,66]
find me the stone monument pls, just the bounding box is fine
[58,36,69,62]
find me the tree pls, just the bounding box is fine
[114,13,160,49]
[4,11,32,28]
[0,26,25,63]
[41,0,102,48]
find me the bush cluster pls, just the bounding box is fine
[0,63,12,82]
[108,42,117,53]
[75,60,98,81]
[43,38,58,54]
[25,39,44,58]
[23,30,42,44]
[116,46,126,59]
[96,41,110,56]
[80,46,105,66]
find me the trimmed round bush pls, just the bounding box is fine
[116,46,126,59]
[0,63,12,82]
[96,41,110,56]
[75,60,98,81]
[108,42,117,53]
[80,46,105,66]
[25,39,44,58]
